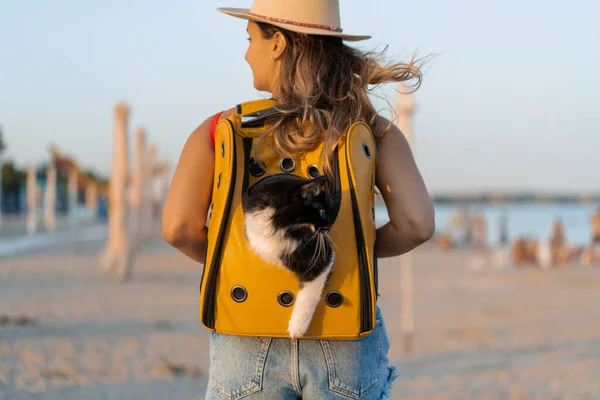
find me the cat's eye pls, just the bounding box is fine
[280,157,296,172]
[307,165,320,179]
[277,291,295,307]
[362,143,371,159]
[325,291,344,308]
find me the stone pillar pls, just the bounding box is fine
[158,160,171,214]
[86,182,98,218]
[44,164,57,232]
[395,84,415,143]
[68,168,78,228]
[395,83,417,355]
[0,158,3,232]
[26,164,38,235]
[142,143,156,239]
[130,128,146,251]
[100,102,133,282]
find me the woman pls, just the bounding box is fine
[162,0,435,398]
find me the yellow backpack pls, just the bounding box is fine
[200,99,378,340]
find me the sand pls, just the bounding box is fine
[1,236,600,399]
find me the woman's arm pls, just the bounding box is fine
[374,116,435,258]
[161,108,236,263]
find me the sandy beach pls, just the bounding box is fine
[1,236,600,399]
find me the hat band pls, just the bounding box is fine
[248,12,343,33]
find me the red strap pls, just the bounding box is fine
[209,111,224,149]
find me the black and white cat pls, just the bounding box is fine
[242,174,335,338]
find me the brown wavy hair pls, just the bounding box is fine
[256,22,426,179]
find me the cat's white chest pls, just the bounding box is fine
[244,207,299,266]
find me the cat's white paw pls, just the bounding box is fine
[287,317,309,338]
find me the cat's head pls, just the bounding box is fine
[294,176,332,228]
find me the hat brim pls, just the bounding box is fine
[217,7,371,42]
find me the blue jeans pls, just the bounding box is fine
[205,307,397,399]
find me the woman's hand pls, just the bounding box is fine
[373,117,435,258]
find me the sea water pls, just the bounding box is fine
[375,203,597,247]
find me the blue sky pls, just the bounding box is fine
[1,0,598,193]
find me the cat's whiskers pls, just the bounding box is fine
[309,232,330,275]
[317,233,329,267]
[321,226,342,238]
[314,227,338,256]
[302,232,322,277]
[316,233,326,263]
[327,235,341,255]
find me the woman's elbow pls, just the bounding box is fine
[161,216,206,249]
[161,222,186,248]
[410,204,436,244]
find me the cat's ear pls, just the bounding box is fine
[300,178,326,199]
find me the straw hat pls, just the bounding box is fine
[217,0,371,42]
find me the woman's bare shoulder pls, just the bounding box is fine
[372,115,399,139]
[371,115,410,153]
